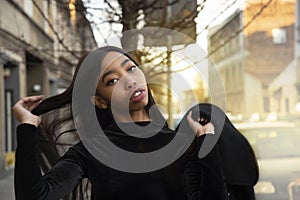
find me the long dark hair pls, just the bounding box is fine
[31,46,164,200]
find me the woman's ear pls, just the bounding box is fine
[91,96,108,109]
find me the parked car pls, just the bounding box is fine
[235,121,300,200]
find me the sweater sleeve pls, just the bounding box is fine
[184,136,228,200]
[15,124,86,200]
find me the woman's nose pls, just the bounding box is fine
[126,79,137,90]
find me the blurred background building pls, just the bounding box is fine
[0,0,97,174]
[208,0,297,121]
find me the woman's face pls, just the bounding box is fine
[95,51,149,120]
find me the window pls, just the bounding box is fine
[5,90,13,152]
[263,96,270,112]
[285,98,289,113]
[272,28,287,44]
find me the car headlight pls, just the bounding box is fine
[254,181,276,194]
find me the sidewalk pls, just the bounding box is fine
[0,169,15,200]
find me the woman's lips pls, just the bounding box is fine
[130,89,145,102]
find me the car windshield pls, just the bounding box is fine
[241,126,300,159]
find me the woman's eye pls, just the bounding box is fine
[128,66,136,72]
[107,79,118,86]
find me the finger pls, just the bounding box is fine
[22,95,43,103]
[187,111,204,136]
[28,99,43,111]
[196,126,206,137]
[22,96,43,108]
[203,122,215,134]
[187,111,198,129]
[14,98,29,109]
[13,96,43,111]
[25,99,41,108]
[187,111,192,121]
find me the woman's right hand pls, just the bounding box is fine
[187,111,215,137]
[12,95,43,127]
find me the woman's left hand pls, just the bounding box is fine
[12,95,43,127]
[187,111,215,137]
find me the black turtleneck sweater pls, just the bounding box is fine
[15,121,227,200]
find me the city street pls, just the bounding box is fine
[0,0,299,200]
[0,170,15,200]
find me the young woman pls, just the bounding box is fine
[13,46,228,200]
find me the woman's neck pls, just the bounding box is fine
[114,109,151,122]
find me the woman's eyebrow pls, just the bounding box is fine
[120,59,130,67]
[101,59,131,83]
[101,70,114,83]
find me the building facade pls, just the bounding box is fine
[208,0,296,121]
[0,0,97,173]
